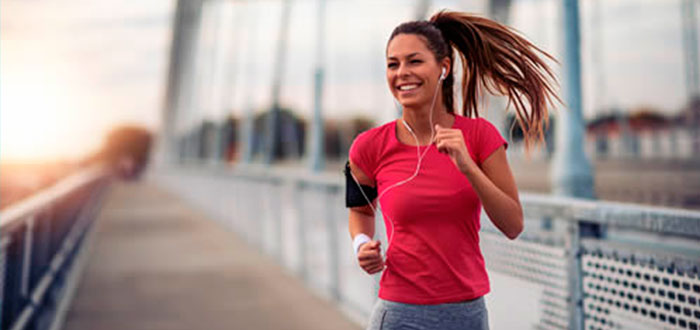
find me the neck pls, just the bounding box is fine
[400,104,454,144]
[403,103,452,131]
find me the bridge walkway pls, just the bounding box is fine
[62,181,361,330]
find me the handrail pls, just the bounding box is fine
[1,164,112,330]
[178,161,700,237]
[1,165,109,232]
[520,193,700,239]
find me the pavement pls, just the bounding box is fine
[63,181,362,330]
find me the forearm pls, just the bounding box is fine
[349,208,375,239]
[463,166,523,239]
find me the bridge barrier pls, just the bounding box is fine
[1,166,111,330]
[156,163,700,330]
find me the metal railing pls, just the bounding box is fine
[1,166,111,330]
[156,163,700,330]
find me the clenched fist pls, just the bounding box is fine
[434,124,477,175]
[357,240,385,274]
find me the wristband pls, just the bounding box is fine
[352,233,371,256]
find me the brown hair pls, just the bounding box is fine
[388,11,561,150]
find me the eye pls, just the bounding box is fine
[387,62,398,69]
[410,59,423,64]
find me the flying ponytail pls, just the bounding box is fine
[389,11,561,150]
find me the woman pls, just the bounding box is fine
[345,10,559,330]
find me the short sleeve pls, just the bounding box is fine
[348,131,377,180]
[476,118,508,165]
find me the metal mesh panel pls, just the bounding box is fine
[481,231,571,329]
[582,249,700,329]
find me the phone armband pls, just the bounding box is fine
[344,161,377,207]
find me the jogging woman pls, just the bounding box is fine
[345,10,559,330]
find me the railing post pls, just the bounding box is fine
[269,177,283,260]
[30,209,51,294]
[295,181,308,281]
[566,220,584,330]
[567,216,605,330]
[325,185,340,301]
[20,218,34,300]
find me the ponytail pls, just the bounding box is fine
[433,11,560,149]
[389,11,560,150]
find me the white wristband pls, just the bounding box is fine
[352,233,371,256]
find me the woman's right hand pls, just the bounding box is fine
[357,240,385,274]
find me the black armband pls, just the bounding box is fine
[344,161,377,207]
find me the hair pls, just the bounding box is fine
[388,10,561,151]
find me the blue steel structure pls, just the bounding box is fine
[309,0,327,172]
[552,0,594,201]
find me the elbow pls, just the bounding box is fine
[504,216,524,240]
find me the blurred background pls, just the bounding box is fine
[1,1,168,208]
[2,0,700,330]
[3,0,699,209]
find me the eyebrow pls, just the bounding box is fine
[387,52,421,61]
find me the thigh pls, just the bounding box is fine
[367,299,440,330]
[439,297,489,330]
[366,299,388,330]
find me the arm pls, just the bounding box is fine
[434,125,524,239]
[347,161,385,274]
[462,146,523,239]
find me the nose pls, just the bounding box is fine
[396,62,410,78]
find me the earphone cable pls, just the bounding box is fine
[349,73,444,258]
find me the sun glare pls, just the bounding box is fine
[0,64,93,162]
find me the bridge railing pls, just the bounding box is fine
[1,166,111,330]
[156,163,700,330]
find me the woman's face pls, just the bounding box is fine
[386,33,445,109]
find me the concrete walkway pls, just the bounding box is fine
[63,181,362,330]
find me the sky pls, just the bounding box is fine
[1,0,173,161]
[1,0,698,161]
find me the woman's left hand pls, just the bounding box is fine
[434,124,477,175]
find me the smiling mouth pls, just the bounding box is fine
[397,84,420,91]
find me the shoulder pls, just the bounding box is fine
[350,120,394,150]
[349,121,394,178]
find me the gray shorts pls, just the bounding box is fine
[367,297,489,330]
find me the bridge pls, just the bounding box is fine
[2,0,700,330]
[4,162,699,329]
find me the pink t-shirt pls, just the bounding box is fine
[349,114,508,304]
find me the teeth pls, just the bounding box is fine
[398,84,418,91]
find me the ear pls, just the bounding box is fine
[440,58,451,78]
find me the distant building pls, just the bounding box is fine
[585,102,699,160]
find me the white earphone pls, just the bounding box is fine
[440,67,447,81]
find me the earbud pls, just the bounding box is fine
[440,67,447,81]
